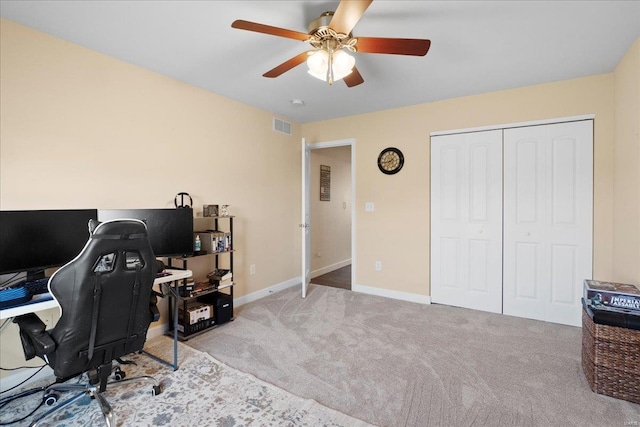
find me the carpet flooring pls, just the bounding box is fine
[186,284,640,427]
[0,335,372,426]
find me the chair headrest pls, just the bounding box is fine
[91,219,148,240]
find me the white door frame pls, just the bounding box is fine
[301,138,356,296]
[301,138,311,298]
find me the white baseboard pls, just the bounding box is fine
[0,365,54,393]
[352,283,431,305]
[234,277,301,307]
[310,259,351,279]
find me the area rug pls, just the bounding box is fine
[0,336,373,426]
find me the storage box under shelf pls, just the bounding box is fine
[582,306,640,404]
[177,317,215,336]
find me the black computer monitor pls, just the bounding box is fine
[0,209,98,276]
[97,208,193,257]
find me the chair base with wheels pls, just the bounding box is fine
[30,361,162,427]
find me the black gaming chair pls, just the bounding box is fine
[12,219,161,426]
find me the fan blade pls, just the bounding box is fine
[356,37,431,56]
[231,20,309,41]
[263,52,310,78]
[329,0,373,35]
[343,67,364,87]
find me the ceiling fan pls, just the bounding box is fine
[231,0,431,87]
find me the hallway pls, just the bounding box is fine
[311,265,351,290]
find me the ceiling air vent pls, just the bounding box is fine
[273,118,292,135]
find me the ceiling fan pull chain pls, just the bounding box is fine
[328,49,334,85]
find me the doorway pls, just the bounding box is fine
[301,138,355,296]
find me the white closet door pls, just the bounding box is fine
[431,130,503,313]
[503,120,593,326]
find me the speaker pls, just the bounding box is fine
[213,293,233,325]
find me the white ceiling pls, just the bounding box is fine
[1,1,639,123]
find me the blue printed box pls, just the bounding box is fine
[584,280,640,314]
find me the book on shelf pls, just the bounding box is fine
[208,269,232,281]
[584,279,640,314]
[195,230,231,254]
[190,281,217,297]
[211,280,233,290]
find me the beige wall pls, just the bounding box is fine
[0,19,302,295]
[310,146,351,275]
[0,19,302,372]
[613,37,640,285]
[302,74,617,295]
[1,18,638,373]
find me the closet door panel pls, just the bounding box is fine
[504,127,548,321]
[431,130,502,313]
[546,121,593,326]
[431,136,467,305]
[504,121,593,326]
[515,140,539,223]
[515,242,540,300]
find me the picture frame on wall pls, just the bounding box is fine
[320,165,331,201]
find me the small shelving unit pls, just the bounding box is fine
[167,215,235,340]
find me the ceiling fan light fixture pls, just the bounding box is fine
[332,49,355,78]
[307,49,355,84]
[307,49,329,79]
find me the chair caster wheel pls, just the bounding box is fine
[43,391,60,406]
[151,385,162,396]
[113,368,126,381]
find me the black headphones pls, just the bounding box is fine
[174,192,193,209]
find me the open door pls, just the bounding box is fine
[301,138,311,298]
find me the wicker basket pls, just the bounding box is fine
[582,308,640,403]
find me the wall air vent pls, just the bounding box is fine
[273,118,292,135]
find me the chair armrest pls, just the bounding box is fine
[150,306,160,322]
[149,293,160,322]
[13,313,55,360]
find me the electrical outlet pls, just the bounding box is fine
[375,261,382,271]
[365,202,374,212]
[250,264,256,275]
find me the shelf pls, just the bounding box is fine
[167,215,235,340]
[171,250,235,260]
[178,283,233,300]
[169,317,235,341]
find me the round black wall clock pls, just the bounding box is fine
[377,147,404,175]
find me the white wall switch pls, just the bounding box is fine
[375,261,382,271]
[250,264,256,275]
[365,202,374,212]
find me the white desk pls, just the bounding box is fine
[0,269,192,370]
[0,294,58,320]
[148,269,192,370]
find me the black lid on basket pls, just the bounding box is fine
[583,298,640,330]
